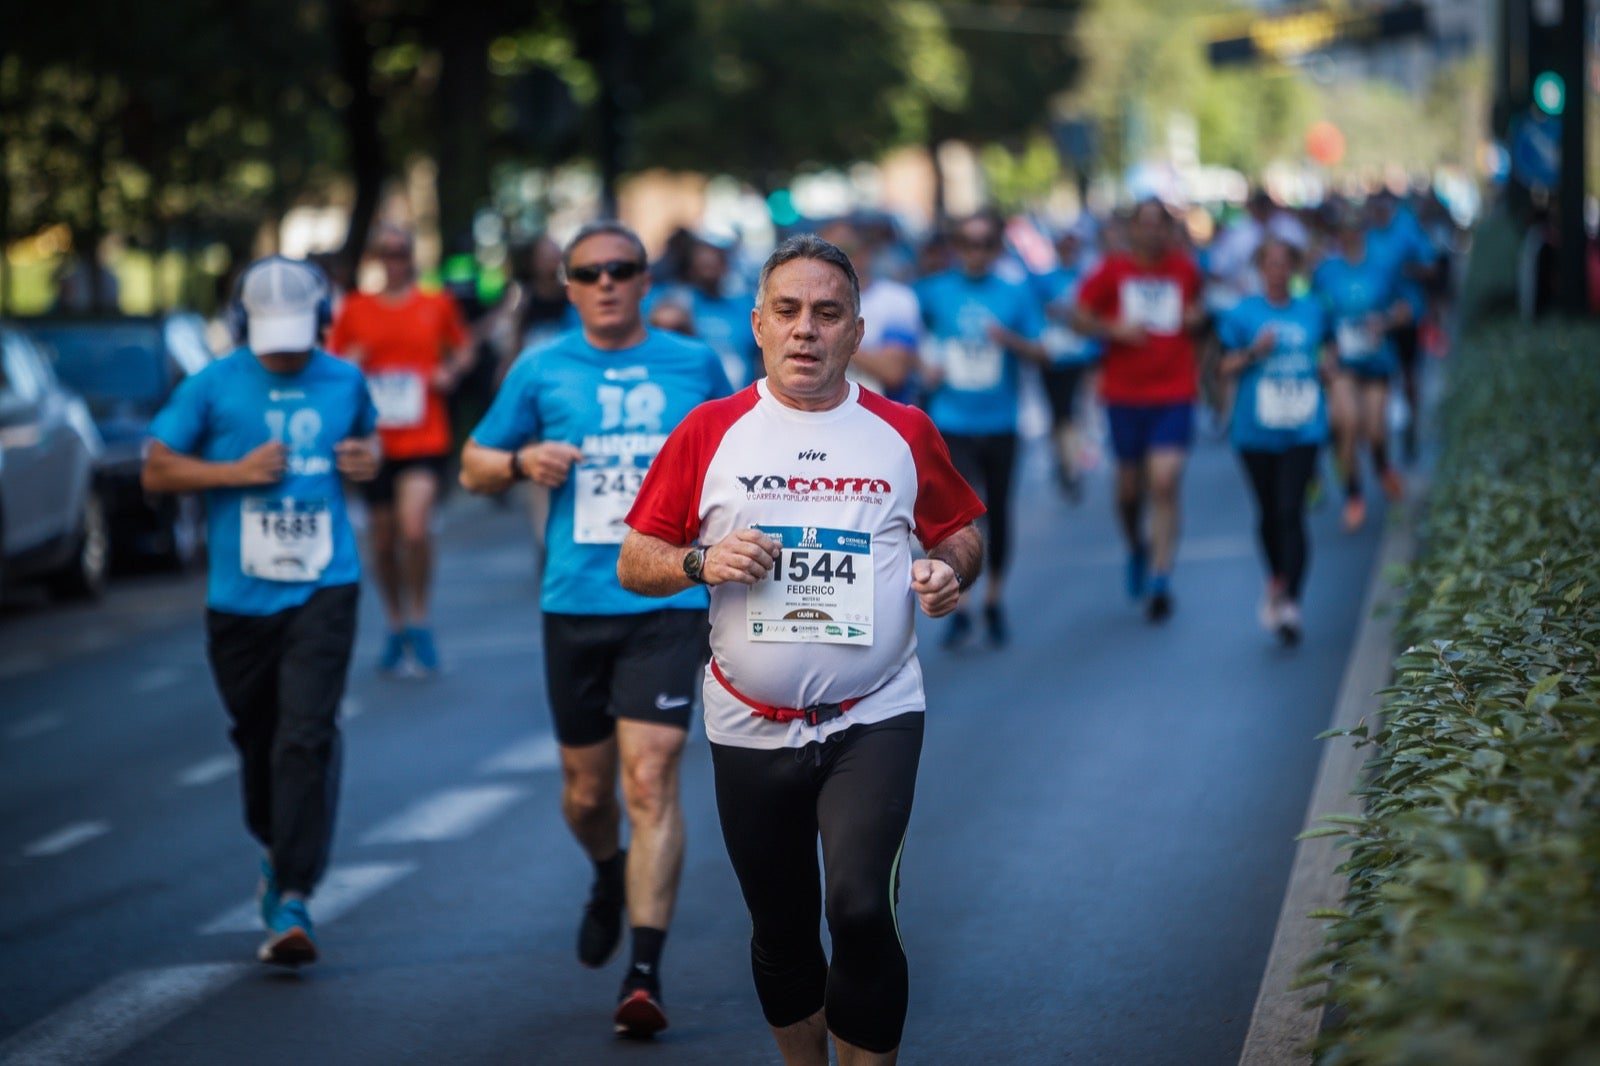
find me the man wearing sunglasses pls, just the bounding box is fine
[460,220,732,1037]
[328,227,475,675]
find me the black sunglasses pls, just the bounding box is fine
[568,260,646,285]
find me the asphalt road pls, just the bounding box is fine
[0,419,1388,1065]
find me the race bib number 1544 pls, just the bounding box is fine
[746,525,874,645]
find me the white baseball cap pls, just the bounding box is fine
[239,257,328,355]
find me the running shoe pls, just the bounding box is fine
[1379,467,1405,503]
[614,986,669,1038]
[1277,602,1303,647]
[578,853,627,968]
[378,630,407,674]
[1258,579,1284,632]
[1125,546,1149,600]
[1341,496,1367,533]
[258,898,317,967]
[941,611,972,650]
[406,626,440,674]
[257,856,279,930]
[1146,587,1173,624]
[983,604,1009,648]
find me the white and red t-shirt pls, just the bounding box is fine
[626,380,984,750]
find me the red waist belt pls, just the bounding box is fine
[710,658,873,727]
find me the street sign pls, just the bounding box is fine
[1207,1,1430,67]
[1510,112,1561,190]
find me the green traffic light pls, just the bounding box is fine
[1534,71,1565,116]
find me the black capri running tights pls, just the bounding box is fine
[942,432,1017,579]
[710,714,925,1054]
[1238,445,1319,600]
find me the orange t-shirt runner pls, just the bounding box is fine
[329,289,468,459]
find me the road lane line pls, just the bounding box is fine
[133,667,185,693]
[0,963,247,1066]
[7,713,65,741]
[201,860,416,935]
[0,653,49,679]
[478,734,559,775]
[23,822,110,858]
[339,696,363,721]
[360,784,526,845]
[176,755,236,787]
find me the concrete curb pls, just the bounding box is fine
[1237,499,1419,1066]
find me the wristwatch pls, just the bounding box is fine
[508,449,528,482]
[683,545,709,584]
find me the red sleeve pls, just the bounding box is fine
[626,387,760,545]
[437,293,470,350]
[1077,257,1119,317]
[857,390,985,549]
[326,295,362,357]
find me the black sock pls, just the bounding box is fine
[594,849,626,898]
[626,927,666,990]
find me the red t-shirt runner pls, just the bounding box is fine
[329,288,468,459]
[1077,250,1202,406]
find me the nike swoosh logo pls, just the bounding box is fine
[654,694,691,710]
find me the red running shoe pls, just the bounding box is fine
[614,988,669,1038]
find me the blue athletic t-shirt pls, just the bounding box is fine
[1217,295,1330,452]
[915,270,1045,435]
[646,287,760,388]
[1366,207,1437,320]
[1031,265,1102,367]
[148,348,377,616]
[1312,254,1403,376]
[472,328,732,615]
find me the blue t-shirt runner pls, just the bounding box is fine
[1032,264,1102,368]
[149,347,377,615]
[1216,294,1330,452]
[1311,252,1404,378]
[915,270,1045,436]
[471,327,732,615]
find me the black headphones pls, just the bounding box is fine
[227,256,334,347]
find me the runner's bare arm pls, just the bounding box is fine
[986,322,1049,366]
[142,439,285,493]
[334,435,381,482]
[459,438,584,494]
[914,523,983,618]
[433,339,477,393]
[618,528,782,596]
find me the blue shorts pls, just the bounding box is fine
[1106,403,1195,463]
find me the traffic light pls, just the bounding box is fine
[1533,70,1566,115]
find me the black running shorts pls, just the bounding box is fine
[541,609,710,747]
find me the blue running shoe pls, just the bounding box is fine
[257,857,279,930]
[258,898,317,967]
[406,626,439,674]
[378,631,407,674]
[1125,547,1149,600]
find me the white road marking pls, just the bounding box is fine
[201,860,416,935]
[339,696,363,722]
[0,652,49,679]
[133,667,185,693]
[0,962,247,1066]
[7,713,64,741]
[23,821,110,858]
[478,734,560,775]
[176,755,236,788]
[360,785,526,845]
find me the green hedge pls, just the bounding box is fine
[1306,317,1600,1065]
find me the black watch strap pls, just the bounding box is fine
[683,545,708,584]
[509,449,527,481]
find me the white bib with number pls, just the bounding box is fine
[368,371,426,428]
[241,497,332,582]
[1255,377,1320,429]
[573,459,646,544]
[1335,318,1378,361]
[747,525,874,645]
[936,337,1004,391]
[1120,279,1183,335]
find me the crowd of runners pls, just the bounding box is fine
[141,184,1455,1063]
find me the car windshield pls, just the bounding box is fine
[29,323,168,406]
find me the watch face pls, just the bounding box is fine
[683,548,705,581]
